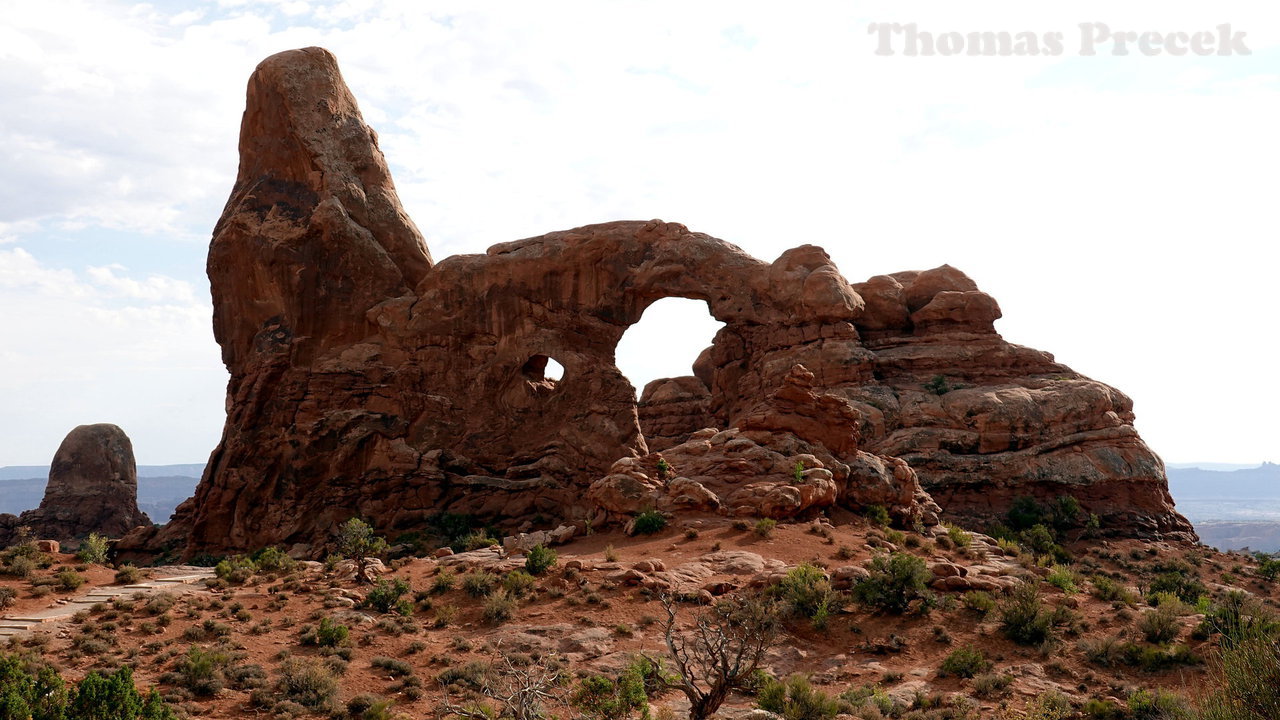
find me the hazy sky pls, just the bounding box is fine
[1,1,1276,466]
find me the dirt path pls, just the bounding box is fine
[0,566,214,638]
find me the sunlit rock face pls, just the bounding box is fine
[130,47,1191,558]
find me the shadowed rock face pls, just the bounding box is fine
[135,47,1192,557]
[0,424,151,545]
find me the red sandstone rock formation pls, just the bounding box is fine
[133,47,1191,557]
[0,424,151,546]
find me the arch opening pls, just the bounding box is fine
[521,354,564,384]
[616,297,724,399]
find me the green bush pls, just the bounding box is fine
[631,510,667,535]
[757,674,840,720]
[250,546,296,573]
[0,655,176,720]
[524,544,557,575]
[962,591,996,615]
[482,589,516,625]
[1195,627,1280,720]
[1046,565,1080,594]
[1196,591,1280,647]
[370,656,414,677]
[462,571,497,597]
[430,571,456,595]
[1127,688,1192,720]
[56,569,86,591]
[1090,575,1135,604]
[170,646,229,696]
[852,552,932,614]
[0,587,15,609]
[77,533,110,564]
[1000,583,1053,646]
[754,518,777,539]
[1148,571,1207,605]
[923,375,952,395]
[301,617,350,648]
[364,578,411,615]
[114,564,143,584]
[863,505,891,528]
[214,555,257,584]
[938,646,991,678]
[1258,555,1280,582]
[275,658,338,710]
[944,524,971,548]
[570,668,649,720]
[1139,605,1181,644]
[775,563,834,627]
[502,570,537,597]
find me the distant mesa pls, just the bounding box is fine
[0,423,152,547]
[123,47,1193,558]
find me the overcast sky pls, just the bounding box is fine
[1,1,1276,466]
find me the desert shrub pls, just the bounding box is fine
[170,646,229,696]
[631,510,667,536]
[1082,698,1125,719]
[437,660,491,689]
[1195,627,1280,720]
[226,663,268,691]
[962,591,996,615]
[250,546,296,573]
[214,555,257,584]
[77,533,110,564]
[370,656,413,677]
[4,555,36,578]
[852,552,932,615]
[114,564,143,584]
[1148,571,1207,605]
[1000,583,1053,646]
[462,571,497,597]
[775,563,834,627]
[1126,688,1192,720]
[938,646,991,678]
[1046,565,1080,594]
[524,544,557,575]
[754,518,777,539]
[1139,605,1181,644]
[1022,690,1073,720]
[1258,555,1280,582]
[923,375,952,395]
[56,569,86,591]
[863,505,891,528]
[1090,575,1135,604]
[483,589,517,625]
[1196,591,1280,647]
[430,571,456,595]
[502,570,537,598]
[571,669,649,720]
[757,674,839,720]
[275,657,338,710]
[0,587,15,609]
[300,617,350,648]
[364,578,411,615]
[971,672,1012,698]
[945,524,971,548]
[457,531,497,552]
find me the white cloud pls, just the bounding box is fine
[0,248,224,465]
